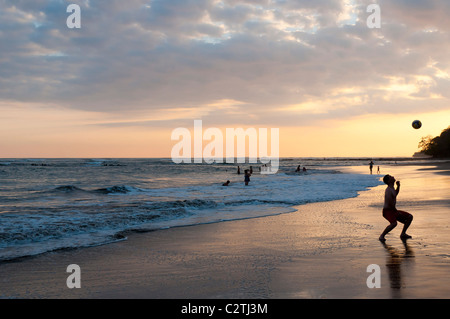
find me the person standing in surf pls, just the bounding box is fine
[379,174,413,242]
[244,169,251,186]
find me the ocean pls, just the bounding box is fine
[0,157,422,262]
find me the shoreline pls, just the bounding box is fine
[0,162,449,299]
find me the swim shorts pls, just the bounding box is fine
[382,208,412,224]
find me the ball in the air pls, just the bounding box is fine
[412,120,422,129]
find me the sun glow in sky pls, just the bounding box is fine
[1,0,450,158]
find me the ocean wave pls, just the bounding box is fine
[0,198,263,261]
[0,159,386,262]
[282,168,342,175]
[94,185,142,194]
[54,185,85,192]
[49,185,143,195]
[159,199,219,209]
[0,211,160,244]
[0,199,220,244]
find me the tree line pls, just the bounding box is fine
[419,126,450,158]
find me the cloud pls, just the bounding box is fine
[1,0,449,129]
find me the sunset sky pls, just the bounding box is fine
[1,0,450,158]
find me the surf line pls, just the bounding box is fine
[171,120,279,174]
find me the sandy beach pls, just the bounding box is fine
[1,161,449,300]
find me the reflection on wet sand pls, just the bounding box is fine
[382,240,415,298]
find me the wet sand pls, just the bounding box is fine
[1,161,449,299]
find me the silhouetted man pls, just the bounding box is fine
[379,174,413,242]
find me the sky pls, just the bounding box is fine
[1,0,450,158]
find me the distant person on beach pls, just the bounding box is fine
[237,166,240,174]
[379,174,413,242]
[377,166,380,174]
[296,165,301,172]
[369,161,374,174]
[303,167,307,172]
[244,170,251,186]
[222,180,230,186]
[250,166,253,174]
